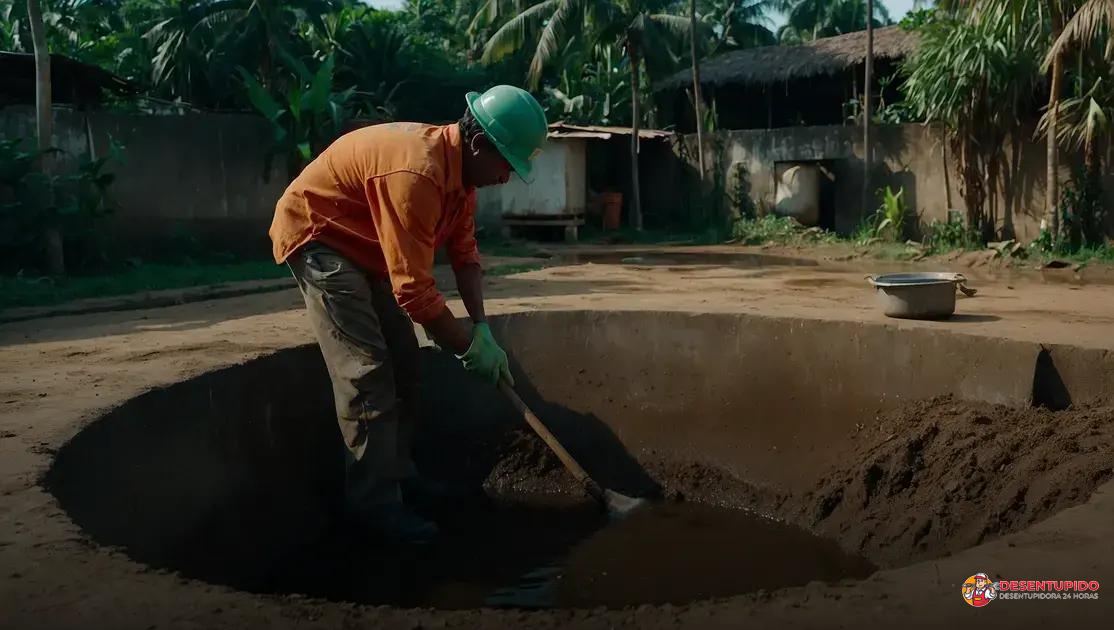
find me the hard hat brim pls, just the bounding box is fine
[466,91,535,183]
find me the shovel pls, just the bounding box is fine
[499,380,648,518]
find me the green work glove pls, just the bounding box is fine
[457,322,514,386]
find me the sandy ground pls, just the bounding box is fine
[1,244,1113,629]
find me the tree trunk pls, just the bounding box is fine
[861,0,874,219]
[27,0,64,275]
[1082,138,1102,246]
[627,40,643,231]
[1045,8,1064,248]
[690,0,704,180]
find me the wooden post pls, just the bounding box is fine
[1046,6,1064,247]
[766,87,772,129]
[861,0,874,219]
[27,0,63,275]
[690,0,704,180]
[627,37,643,231]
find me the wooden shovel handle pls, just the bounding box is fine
[499,381,593,488]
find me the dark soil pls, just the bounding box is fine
[485,397,1114,570]
[790,395,1114,566]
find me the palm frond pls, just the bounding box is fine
[648,13,704,42]
[1038,75,1113,149]
[142,17,176,43]
[468,0,501,33]
[480,0,559,64]
[1045,0,1114,66]
[527,0,577,88]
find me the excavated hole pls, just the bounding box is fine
[44,311,1114,609]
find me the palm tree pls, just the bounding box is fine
[2,0,123,57]
[200,0,337,94]
[1047,0,1114,59]
[143,0,229,103]
[700,0,777,52]
[1040,0,1114,245]
[481,0,692,230]
[687,1,776,179]
[902,5,1044,238]
[1043,0,1114,244]
[25,0,64,274]
[972,0,1113,246]
[777,0,892,42]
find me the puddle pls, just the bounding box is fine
[563,251,818,268]
[203,498,874,610]
[486,501,875,609]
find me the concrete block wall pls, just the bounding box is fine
[680,123,1111,241]
[2,106,286,258]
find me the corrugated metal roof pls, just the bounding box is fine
[548,122,673,140]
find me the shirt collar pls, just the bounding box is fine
[443,123,468,194]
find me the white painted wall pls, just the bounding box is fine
[475,138,587,224]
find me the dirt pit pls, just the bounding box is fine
[60,487,872,610]
[42,310,1114,613]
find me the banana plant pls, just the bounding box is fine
[873,185,906,241]
[240,53,353,181]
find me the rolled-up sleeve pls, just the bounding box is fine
[445,191,481,270]
[366,172,446,324]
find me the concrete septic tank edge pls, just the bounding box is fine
[41,310,1113,616]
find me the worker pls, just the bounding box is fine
[269,85,548,543]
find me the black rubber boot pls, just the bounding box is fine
[354,502,438,544]
[400,476,472,511]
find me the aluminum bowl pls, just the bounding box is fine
[865,272,977,320]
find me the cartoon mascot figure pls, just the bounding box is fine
[962,572,998,607]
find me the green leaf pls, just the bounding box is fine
[305,55,335,116]
[239,68,283,122]
[277,45,313,84]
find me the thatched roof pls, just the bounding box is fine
[656,26,919,92]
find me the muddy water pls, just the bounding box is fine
[262,498,873,610]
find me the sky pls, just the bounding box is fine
[366,1,923,24]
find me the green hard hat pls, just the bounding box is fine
[465,85,548,182]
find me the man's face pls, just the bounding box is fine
[465,134,513,188]
[976,577,988,588]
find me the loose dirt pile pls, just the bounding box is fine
[483,397,1114,570]
[792,395,1114,566]
[480,431,777,509]
[483,430,573,497]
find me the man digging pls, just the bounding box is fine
[269,85,548,543]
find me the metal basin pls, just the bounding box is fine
[865,272,977,320]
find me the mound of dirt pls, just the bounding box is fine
[477,396,1113,569]
[482,430,574,497]
[481,431,780,510]
[791,395,1114,566]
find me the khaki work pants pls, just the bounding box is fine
[288,241,421,509]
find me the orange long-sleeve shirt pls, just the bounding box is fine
[269,123,481,324]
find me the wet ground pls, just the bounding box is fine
[134,495,873,610]
[562,251,819,268]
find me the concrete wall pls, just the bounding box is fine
[682,124,1107,241]
[1,106,286,257]
[11,107,1103,249]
